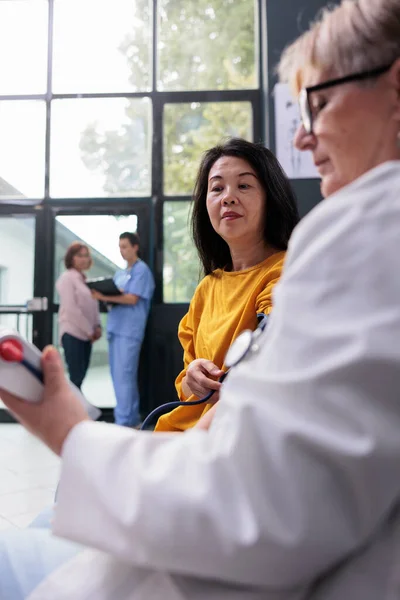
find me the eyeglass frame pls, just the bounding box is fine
[299,62,394,135]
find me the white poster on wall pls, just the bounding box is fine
[274,82,320,180]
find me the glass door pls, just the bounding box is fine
[52,205,151,412]
[0,212,38,411]
[0,213,38,338]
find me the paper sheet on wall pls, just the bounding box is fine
[274,83,320,180]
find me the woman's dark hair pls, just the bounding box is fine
[119,231,140,247]
[64,242,92,270]
[192,138,299,275]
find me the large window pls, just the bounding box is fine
[0,215,35,339]
[0,101,46,201]
[0,0,48,95]
[50,98,152,198]
[0,216,35,305]
[0,0,261,303]
[53,213,139,409]
[163,102,253,196]
[52,0,153,94]
[163,201,199,303]
[157,0,258,91]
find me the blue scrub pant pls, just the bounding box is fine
[0,528,81,600]
[108,333,142,427]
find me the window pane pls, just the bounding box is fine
[163,202,200,303]
[53,0,152,93]
[158,0,258,91]
[0,0,48,95]
[54,214,139,408]
[50,98,152,198]
[54,214,138,299]
[0,101,46,200]
[0,216,35,306]
[164,102,252,196]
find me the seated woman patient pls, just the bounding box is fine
[155,137,299,432]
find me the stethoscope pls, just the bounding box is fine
[140,314,268,430]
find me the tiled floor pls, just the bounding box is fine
[0,424,59,531]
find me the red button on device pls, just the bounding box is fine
[0,339,24,362]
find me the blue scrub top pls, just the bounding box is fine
[107,259,155,340]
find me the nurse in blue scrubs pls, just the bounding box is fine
[92,232,155,427]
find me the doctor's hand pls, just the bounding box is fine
[183,359,224,399]
[0,346,89,456]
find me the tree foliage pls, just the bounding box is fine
[157,0,257,92]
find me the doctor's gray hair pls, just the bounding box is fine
[278,0,400,94]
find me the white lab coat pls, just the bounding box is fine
[30,162,400,600]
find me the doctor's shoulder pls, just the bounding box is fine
[289,162,400,260]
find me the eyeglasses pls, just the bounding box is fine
[299,62,394,134]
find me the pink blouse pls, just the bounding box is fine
[56,269,101,341]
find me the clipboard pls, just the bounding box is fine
[86,277,122,296]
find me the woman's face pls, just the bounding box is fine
[119,238,138,263]
[294,67,400,197]
[206,156,266,246]
[73,247,91,272]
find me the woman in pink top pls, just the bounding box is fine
[56,242,102,389]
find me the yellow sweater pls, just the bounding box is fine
[155,252,286,432]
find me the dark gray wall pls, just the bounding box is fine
[264,0,339,217]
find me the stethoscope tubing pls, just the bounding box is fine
[140,371,229,430]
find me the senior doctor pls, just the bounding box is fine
[2,0,400,598]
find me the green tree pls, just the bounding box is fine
[79,0,257,301]
[157,0,257,91]
[79,98,151,196]
[164,101,252,196]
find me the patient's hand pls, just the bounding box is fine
[183,359,224,399]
